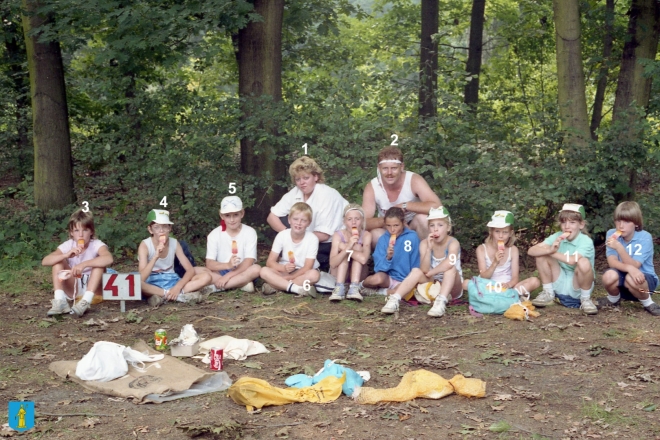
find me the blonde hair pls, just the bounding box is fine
[613,201,643,231]
[289,202,313,222]
[557,210,590,237]
[485,226,516,247]
[68,209,95,238]
[343,203,366,230]
[289,156,325,183]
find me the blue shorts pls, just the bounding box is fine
[146,272,181,290]
[555,293,581,308]
[552,267,593,302]
[603,269,657,299]
[219,269,230,276]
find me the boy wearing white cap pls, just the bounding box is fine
[528,204,597,315]
[466,211,540,296]
[138,209,212,306]
[202,196,260,292]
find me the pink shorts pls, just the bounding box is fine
[388,278,401,290]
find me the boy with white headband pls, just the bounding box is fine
[528,203,597,315]
[362,146,442,247]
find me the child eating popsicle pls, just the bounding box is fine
[528,203,597,314]
[42,209,114,317]
[201,196,261,293]
[598,201,659,315]
[462,210,539,300]
[260,202,321,296]
[328,204,372,301]
[359,207,420,311]
[139,209,211,307]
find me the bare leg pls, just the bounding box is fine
[51,261,75,298]
[602,269,621,296]
[335,259,349,284]
[623,274,650,301]
[392,268,429,297]
[573,258,594,290]
[514,276,540,296]
[409,214,429,241]
[370,228,385,250]
[184,272,212,293]
[363,272,390,289]
[535,255,561,284]
[349,260,364,284]
[222,265,261,290]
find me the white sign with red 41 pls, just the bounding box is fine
[102,273,142,311]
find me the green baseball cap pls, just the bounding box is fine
[561,203,586,219]
[487,210,514,228]
[146,209,173,225]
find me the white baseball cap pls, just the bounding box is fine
[561,203,586,218]
[487,211,514,228]
[146,209,173,225]
[220,196,243,214]
[428,206,450,220]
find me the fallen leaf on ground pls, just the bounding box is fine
[493,394,512,401]
[82,417,101,428]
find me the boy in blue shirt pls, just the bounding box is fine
[529,204,597,315]
[598,201,659,316]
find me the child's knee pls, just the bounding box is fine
[575,258,592,274]
[602,269,618,285]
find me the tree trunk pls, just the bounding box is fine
[589,0,614,140]
[612,0,660,121]
[236,0,285,226]
[2,12,31,176]
[21,0,75,210]
[463,0,486,113]
[553,0,590,147]
[419,0,438,119]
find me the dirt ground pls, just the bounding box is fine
[1,258,659,440]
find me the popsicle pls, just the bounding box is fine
[159,235,167,246]
[610,230,622,240]
[288,251,295,264]
[559,232,570,241]
[389,234,397,247]
[77,239,85,248]
[352,227,358,237]
[231,240,238,255]
[497,240,505,251]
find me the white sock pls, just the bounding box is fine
[580,288,591,300]
[640,297,655,307]
[289,283,303,294]
[607,294,621,303]
[82,291,95,303]
[54,289,67,301]
[391,293,401,301]
[542,283,554,295]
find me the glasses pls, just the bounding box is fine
[151,224,172,232]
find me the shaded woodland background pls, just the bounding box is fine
[1,0,660,270]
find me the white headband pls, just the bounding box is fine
[378,159,402,165]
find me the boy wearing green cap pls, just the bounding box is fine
[138,209,212,306]
[528,204,597,315]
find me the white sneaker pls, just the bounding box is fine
[199,285,216,295]
[580,297,598,315]
[428,295,448,317]
[47,299,71,316]
[240,282,255,293]
[532,290,555,307]
[148,294,164,307]
[381,296,400,314]
[71,299,90,317]
[329,285,345,302]
[346,284,363,302]
[177,291,203,304]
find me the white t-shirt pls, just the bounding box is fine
[206,225,258,264]
[58,239,108,275]
[270,183,348,243]
[272,229,320,269]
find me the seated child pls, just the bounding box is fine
[328,204,372,302]
[359,207,420,314]
[200,196,261,293]
[464,210,540,297]
[138,209,212,306]
[598,201,659,316]
[42,209,114,317]
[260,202,321,296]
[528,203,597,315]
[389,206,461,317]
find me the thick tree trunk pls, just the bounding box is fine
[553,0,590,147]
[612,0,660,121]
[589,0,614,140]
[463,0,486,113]
[236,0,285,226]
[21,0,75,210]
[419,0,438,119]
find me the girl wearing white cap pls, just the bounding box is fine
[528,204,597,315]
[465,211,539,297]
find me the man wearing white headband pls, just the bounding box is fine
[362,146,442,247]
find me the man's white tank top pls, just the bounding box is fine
[371,171,420,217]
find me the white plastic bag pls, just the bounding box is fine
[75,342,128,382]
[76,341,165,382]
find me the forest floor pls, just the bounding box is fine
[1,251,659,440]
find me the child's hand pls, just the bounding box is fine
[427,233,438,246]
[68,247,83,258]
[501,282,510,289]
[71,263,85,278]
[156,242,165,254]
[606,238,622,250]
[285,262,296,273]
[629,267,646,286]
[494,249,504,262]
[347,235,358,249]
[230,255,241,268]
[166,287,180,301]
[386,245,394,260]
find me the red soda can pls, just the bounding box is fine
[210,347,223,371]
